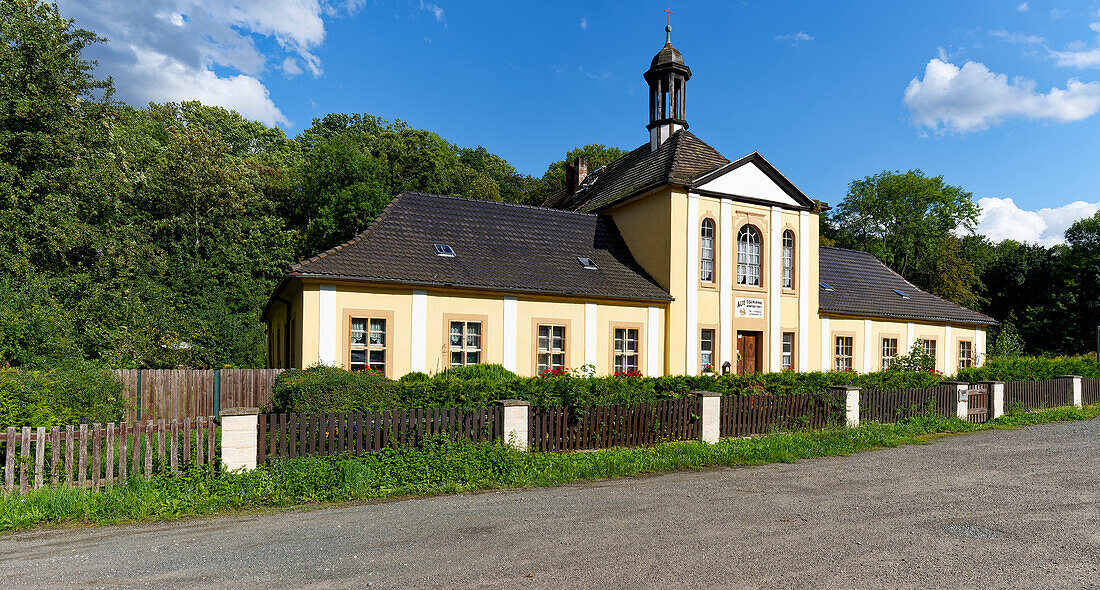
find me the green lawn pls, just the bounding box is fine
[1,404,1097,533]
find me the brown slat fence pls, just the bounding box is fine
[1,418,217,494]
[720,393,841,437]
[258,407,504,462]
[860,385,957,423]
[1004,379,1070,410]
[115,369,284,422]
[1083,377,1099,406]
[530,397,698,452]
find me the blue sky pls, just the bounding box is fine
[59,0,1100,245]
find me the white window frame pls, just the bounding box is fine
[700,219,715,283]
[881,337,898,371]
[449,321,482,367]
[781,332,794,370]
[349,317,387,373]
[700,328,715,373]
[835,336,853,372]
[737,225,762,286]
[781,230,795,289]
[537,325,566,373]
[613,328,639,374]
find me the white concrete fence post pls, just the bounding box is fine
[495,400,531,451]
[944,381,970,420]
[829,386,860,428]
[980,381,1005,419]
[696,391,721,443]
[1056,375,1083,408]
[220,407,259,472]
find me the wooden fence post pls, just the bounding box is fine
[1056,375,1083,408]
[830,386,860,428]
[494,400,531,451]
[696,391,721,443]
[943,381,969,420]
[980,381,1005,419]
[221,407,260,471]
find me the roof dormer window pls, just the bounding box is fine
[578,257,598,270]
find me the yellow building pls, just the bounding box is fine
[263,29,994,378]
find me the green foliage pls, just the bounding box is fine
[824,169,982,307]
[0,365,124,427]
[888,339,938,373]
[987,321,1025,359]
[7,405,1097,532]
[269,365,944,412]
[958,356,1100,382]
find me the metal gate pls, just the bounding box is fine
[967,383,989,423]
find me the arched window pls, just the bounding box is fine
[782,230,795,289]
[737,225,761,286]
[700,219,715,283]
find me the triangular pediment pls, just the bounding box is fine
[692,152,816,210]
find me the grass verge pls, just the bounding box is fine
[2,404,1097,533]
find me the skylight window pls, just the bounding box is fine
[577,257,598,270]
[893,289,911,299]
[433,244,455,257]
[819,282,834,291]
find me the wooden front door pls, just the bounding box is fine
[736,331,760,375]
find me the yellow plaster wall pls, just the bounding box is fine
[607,190,674,291]
[425,292,507,375]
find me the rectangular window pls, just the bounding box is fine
[781,332,794,370]
[449,321,482,367]
[958,340,974,369]
[537,325,566,373]
[922,339,937,361]
[881,338,898,371]
[349,317,386,373]
[613,328,639,374]
[835,336,853,372]
[700,329,715,373]
[781,231,795,289]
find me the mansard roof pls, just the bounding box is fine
[819,246,996,326]
[283,192,672,302]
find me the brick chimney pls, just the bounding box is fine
[565,156,588,194]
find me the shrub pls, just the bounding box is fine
[269,365,399,413]
[436,364,518,380]
[0,364,124,427]
[958,356,1100,382]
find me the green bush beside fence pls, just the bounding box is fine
[0,364,124,427]
[270,364,945,413]
[959,356,1100,382]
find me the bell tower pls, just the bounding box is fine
[644,23,691,151]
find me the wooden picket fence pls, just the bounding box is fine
[859,385,958,423]
[1,418,217,494]
[1004,379,1071,410]
[115,369,284,422]
[719,392,841,437]
[1083,377,1099,405]
[530,397,698,452]
[258,407,504,462]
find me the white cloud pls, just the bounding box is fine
[990,30,1045,44]
[579,15,588,30]
[774,31,813,45]
[1049,20,1100,68]
[418,1,445,26]
[975,197,1100,245]
[903,58,1100,133]
[54,0,363,127]
[1017,2,1029,12]
[1050,7,1071,18]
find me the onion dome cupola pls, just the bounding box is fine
[644,24,692,151]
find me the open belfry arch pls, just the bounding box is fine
[264,23,994,378]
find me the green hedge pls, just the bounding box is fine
[959,356,1100,382]
[0,365,125,427]
[270,365,945,413]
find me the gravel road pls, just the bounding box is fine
[2,419,1098,589]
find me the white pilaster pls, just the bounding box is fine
[820,316,831,371]
[318,284,337,366]
[647,306,661,377]
[906,322,915,356]
[584,302,597,370]
[944,324,952,373]
[863,318,873,373]
[769,206,782,372]
[797,210,810,371]
[686,194,699,375]
[975,326,986,367]
[411,290,427,373]
[503,297,517,372]
[719,200,734,369]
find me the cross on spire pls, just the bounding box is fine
[664,5,674,26]
[664,6,673,43]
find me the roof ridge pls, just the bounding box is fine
[290,194,406,271]
[405,191,601,217]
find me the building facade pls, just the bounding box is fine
[263,27,994,378]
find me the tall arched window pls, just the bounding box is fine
[737,225,761,286]
[700,219,715,283]
[782,230,795,289]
